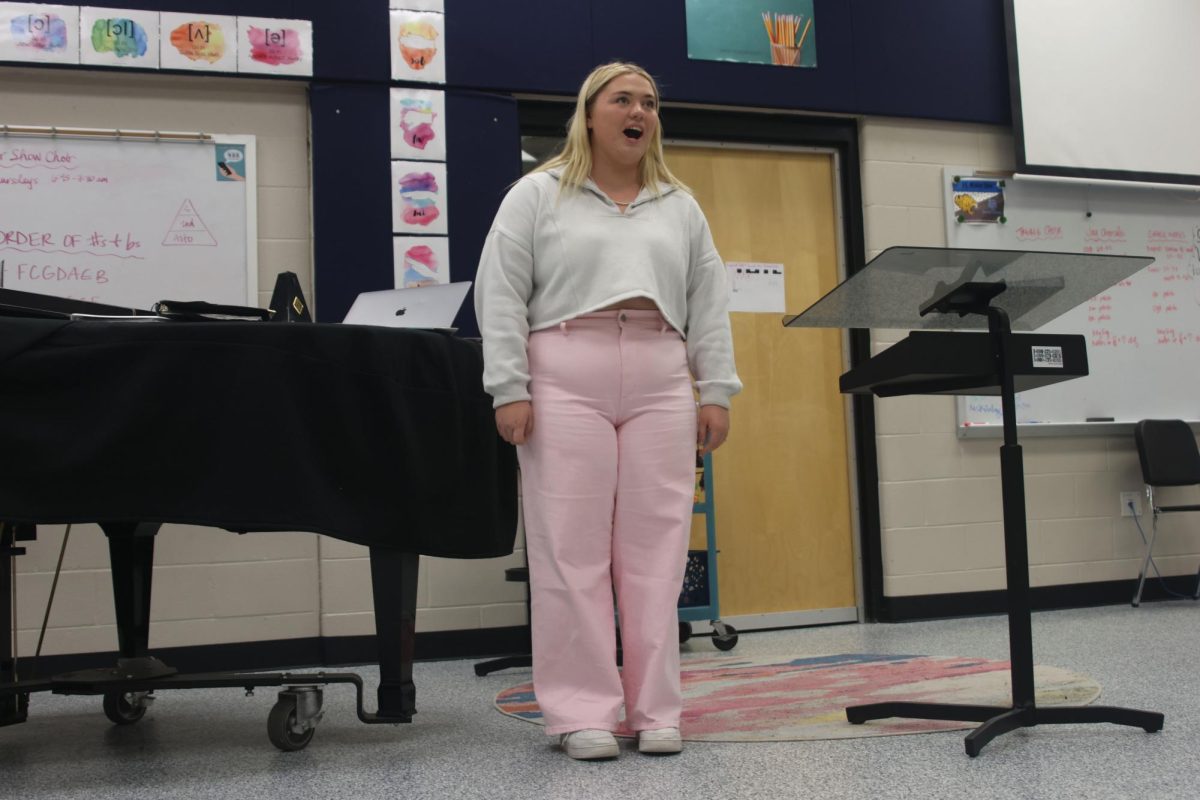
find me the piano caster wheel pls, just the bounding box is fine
[268,687,324,752]
[103,691,152,725]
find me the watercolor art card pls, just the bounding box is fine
[391,160,448,235]
[390,9,445,84]
[79,7,159,68]
[390,88,446,161]
[393,235,450,288]
[0,3,80,64]
[159,12,237,72]
[236,16,312,77]
[389,1,443,11]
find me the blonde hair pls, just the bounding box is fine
[533,62,688,196]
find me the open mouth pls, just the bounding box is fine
[623,128,643,140]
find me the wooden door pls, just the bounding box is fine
[667,144,857,620]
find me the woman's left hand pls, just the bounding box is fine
[697,404,730,456]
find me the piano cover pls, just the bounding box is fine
[0,317,517,558]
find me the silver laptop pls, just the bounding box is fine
[342,282,471,330]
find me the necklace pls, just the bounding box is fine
[613,199,632,207]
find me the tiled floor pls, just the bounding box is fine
[2,601,1197,799]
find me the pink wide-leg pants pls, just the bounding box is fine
[518,310,697,736]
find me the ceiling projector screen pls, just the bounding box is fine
[1005,0,1200,185]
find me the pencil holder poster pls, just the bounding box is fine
[393,236,450,288]
[79,7,159,68]
[0,3,80,64]
[236,16,312,77]
[392,161,448,235]
[390,88,446,161]
[160,12,237,72]
[685,0,817,68]
[390,9,445,84]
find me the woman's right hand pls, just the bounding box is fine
[495,400,533,445]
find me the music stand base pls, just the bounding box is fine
[846,702,1164,757]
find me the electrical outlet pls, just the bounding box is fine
[1120,491,1142,517]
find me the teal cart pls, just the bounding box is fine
[677,453,738,651]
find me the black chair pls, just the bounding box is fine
[1131,419,1200,606]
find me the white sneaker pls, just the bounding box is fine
[560,729,619,760]
[637,727,682,754]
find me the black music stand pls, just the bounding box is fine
[785,246,1164,756]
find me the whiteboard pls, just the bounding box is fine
[945,168,1200,431]
[0,131,256,310]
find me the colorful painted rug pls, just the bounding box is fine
[494,654,1102,741]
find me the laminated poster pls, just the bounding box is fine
[390,9,444,84]
[0,3,80,64]
[237,16,312,77]
[159,12,237,72]
[79,7,158,68]
[391,160,448,235]
[390,88,446,161]
[393,235,450,288]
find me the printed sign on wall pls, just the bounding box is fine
[0,3,80,64]
[159,12,237,72]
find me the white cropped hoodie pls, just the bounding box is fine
[474,168,742,408]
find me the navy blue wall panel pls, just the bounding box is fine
[444,0,1009,124]
[310,83,393,323]
[444,0,593,95]
[443,92,522,337]
[849,0,1009,124]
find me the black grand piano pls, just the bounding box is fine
[786,246,1164,756]
[0,289,517,750]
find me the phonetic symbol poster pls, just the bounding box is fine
[390,9,445,84]
[391,160,448,235]
[79,6,158,68]
[389,1,443,10]
[159,12,237,72]
[236,15,312,77]
[394,235,450,288]
[0,3,80,64]
[390,88,447,161]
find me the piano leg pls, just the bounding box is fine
[1,523,29,726]
[368,546,418,721]
[100,523,174,679]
